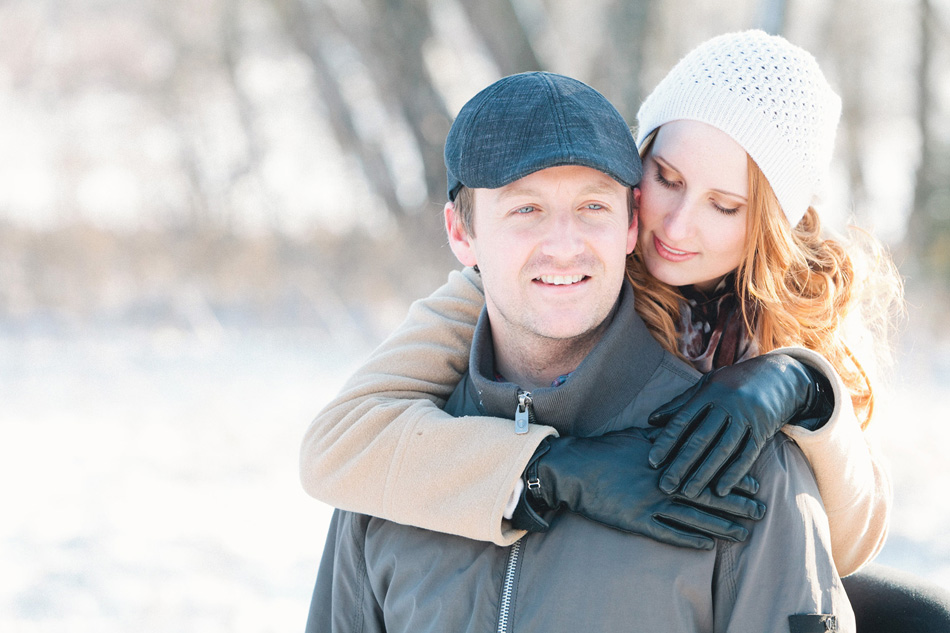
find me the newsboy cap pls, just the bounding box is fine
[444,72,641,201]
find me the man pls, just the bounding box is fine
[309,72,854,632]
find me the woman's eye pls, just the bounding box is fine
[653,171,680,189]
[713,201,740,215]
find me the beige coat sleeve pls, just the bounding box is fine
[300,267,555,546]
[775,346,892,577]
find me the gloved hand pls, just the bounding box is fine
[647,353,834,498]
[510,426,766,550]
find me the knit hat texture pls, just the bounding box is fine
[636,30,841,225]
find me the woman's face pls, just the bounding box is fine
[637,120,749,293]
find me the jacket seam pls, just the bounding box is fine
[383,413,423,519]
[353,515,369,633]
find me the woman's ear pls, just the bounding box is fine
[444,201,477,267]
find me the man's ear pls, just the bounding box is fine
[444,201,478,267]
[626,187,640,255]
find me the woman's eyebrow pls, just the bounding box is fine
[653,154,747,203]
[652,154,680,174]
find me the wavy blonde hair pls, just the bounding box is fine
[627,140,904,429]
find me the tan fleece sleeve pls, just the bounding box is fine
[774,346,892,576]
[300,267,556,546]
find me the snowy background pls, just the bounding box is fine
[1,325,362,633]
[2,300,949,632]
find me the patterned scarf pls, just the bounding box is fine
[678,275,758,373]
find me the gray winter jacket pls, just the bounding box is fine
[311,282,855,632]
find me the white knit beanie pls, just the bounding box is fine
[636,30,842,226]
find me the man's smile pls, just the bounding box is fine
[536,274,588,286]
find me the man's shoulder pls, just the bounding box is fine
[655,353,702,386]
[753,432,809,476]
[749,433,822,510]
[611,351,701,431]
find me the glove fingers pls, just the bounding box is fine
[679,422,747,498]
[688,487,766,521]
[657,407,727,494]
[731,474,760,497]
[648,401,716,470]
[648,413,693,469]
[657,505,750,543]
[714,441,763,497]
[645,520,716,551]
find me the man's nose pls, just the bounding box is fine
[539,212,586,259]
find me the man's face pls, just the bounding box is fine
[446,165,637,357]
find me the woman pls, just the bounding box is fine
[300,31,902,576]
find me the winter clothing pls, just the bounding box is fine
[299,267,891,575]
[309,282,854,632]
[636,30,841,225]
[444,72,641,201]
[677,275,758,372]
[842,563,950,632]
[648,352,835,497]
[512,427,764,546]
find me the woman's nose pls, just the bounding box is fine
[663,200,695,241]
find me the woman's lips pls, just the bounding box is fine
[653,235,696,262]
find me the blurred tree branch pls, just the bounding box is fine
[903,0,950,285]
[757,0,787,35]
[589,0,654,122]
[457,0,542,74]
[272,0,405,220]
[357,0,452,213]
[827,0,870,221]
[221,0,279,230]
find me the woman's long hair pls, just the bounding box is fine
[627,143,904,428]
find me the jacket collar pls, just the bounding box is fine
[468,281,668,437]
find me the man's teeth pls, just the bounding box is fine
[539,274,585,285]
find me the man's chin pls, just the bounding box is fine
[532,314,609,343]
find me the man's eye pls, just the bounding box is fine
[584,203,605,211]
[513,206,536,214]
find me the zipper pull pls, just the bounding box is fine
[514,391,532,434]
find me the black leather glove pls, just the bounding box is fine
[647,353,834,499]
[510,426,766,550]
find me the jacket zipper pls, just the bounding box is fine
[499,390,530,630]
[514,391,532,434]
[497,538,523,633]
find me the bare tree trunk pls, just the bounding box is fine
[903,0,943,279]
[271,0,405,220]
[589,0,654,122]
[458,0,543,75]
[369,0,452,212]
[758,0,787,35]
[828,0,869,221]
[221,0,279,231]
[911,0,935,219]
[148,2,219,230]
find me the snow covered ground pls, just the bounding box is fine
[2,320,949,631]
